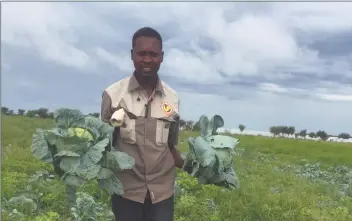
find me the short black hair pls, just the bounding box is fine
[132,27,163,49]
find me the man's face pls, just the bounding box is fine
[131,36,163,77]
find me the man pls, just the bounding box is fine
[101,27,184,221]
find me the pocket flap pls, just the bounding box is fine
[157,116,176,123]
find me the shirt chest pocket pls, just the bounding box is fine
[155,119,171,146]
[120,115,136,144]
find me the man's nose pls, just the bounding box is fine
[142,55,152,63]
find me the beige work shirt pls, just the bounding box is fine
[101,74,180,204]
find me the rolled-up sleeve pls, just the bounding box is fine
[168,116,180,149]
[101,91,113,125]
[168,101,180,149]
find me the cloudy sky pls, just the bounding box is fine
[2,2,352,135]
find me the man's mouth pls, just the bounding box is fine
[142,67,152,72]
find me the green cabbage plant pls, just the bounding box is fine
[182,115,240,189]
[31,108,135,205]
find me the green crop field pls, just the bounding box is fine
[2,115,352,221]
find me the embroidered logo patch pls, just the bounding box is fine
[161,102,173,115]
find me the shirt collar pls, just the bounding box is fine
[128,73,165,95]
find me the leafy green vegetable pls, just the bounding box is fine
[70,192,114,221]
[183,115,240,189]
[31,108,135,205]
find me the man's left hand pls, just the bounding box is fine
[170,148,184,169]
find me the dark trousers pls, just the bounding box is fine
[111,193,174,221]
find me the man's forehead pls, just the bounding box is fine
[134,37,161,50]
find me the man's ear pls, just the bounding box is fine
[130,49,133,60]
[161,51,164,63]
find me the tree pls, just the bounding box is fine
[308,132,316,138]
[282,126,289,135]
[8,109,14,115]
[276,126,281,135]
[89,113,100,118]
[48,112,54,119]
[299,129,307,138]
[185,120,194,130]
[1,107,9,115]
[269,125,293,137]
[192,121,200,131]
[18,109,26,116]
[316,130,328,140]
[239,124,245,133]
[269,126,280,137]
[27,110,37,117]
[179,119,186,128]
[288,126,295,136]
[37,108,49,118]
[272,126,288,136]
[338,133,350,139]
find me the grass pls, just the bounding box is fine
[1,115,352,221]
[234,135,352,166]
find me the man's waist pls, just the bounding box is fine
[118,164,176,178]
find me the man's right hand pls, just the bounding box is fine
[170,148,184,169]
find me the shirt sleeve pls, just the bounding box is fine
[101,90,120,149]
[101,90,113,125]
[168,100,180,149]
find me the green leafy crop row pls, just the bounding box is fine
[2,115,352,220]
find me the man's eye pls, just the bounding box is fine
[138,51,158,57]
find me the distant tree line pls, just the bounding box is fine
[1,107,54,118]
[269,125,350,141]
[187,118,246,134]
[2,106,350,140]
[1,106,100,119]
[179,119,194,130]
[187,118,350,141]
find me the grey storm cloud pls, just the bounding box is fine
[309,31,352,58]
[2,2,352,134]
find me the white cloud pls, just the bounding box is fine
[18,80,35,89]
[2,3,91,69]
[316,94,352,102]
[163,49,223,83]
[313,83,352,101]
[83,2,351,90]
[258,83,288,93]
[95,48,133,73]
[3,2,351,82]
[157,11,307,83]
[1,2,118,70]
[2,2,352,135]
[273,2,352,33]
[178,91,352,135]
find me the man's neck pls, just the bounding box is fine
[134,72,158,91]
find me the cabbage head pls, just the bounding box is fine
[31,108,135,204]
[67,127,94,141]
[183,115,240,189]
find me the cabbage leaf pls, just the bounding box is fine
[31,108,135,205]
[183,115,240,189]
